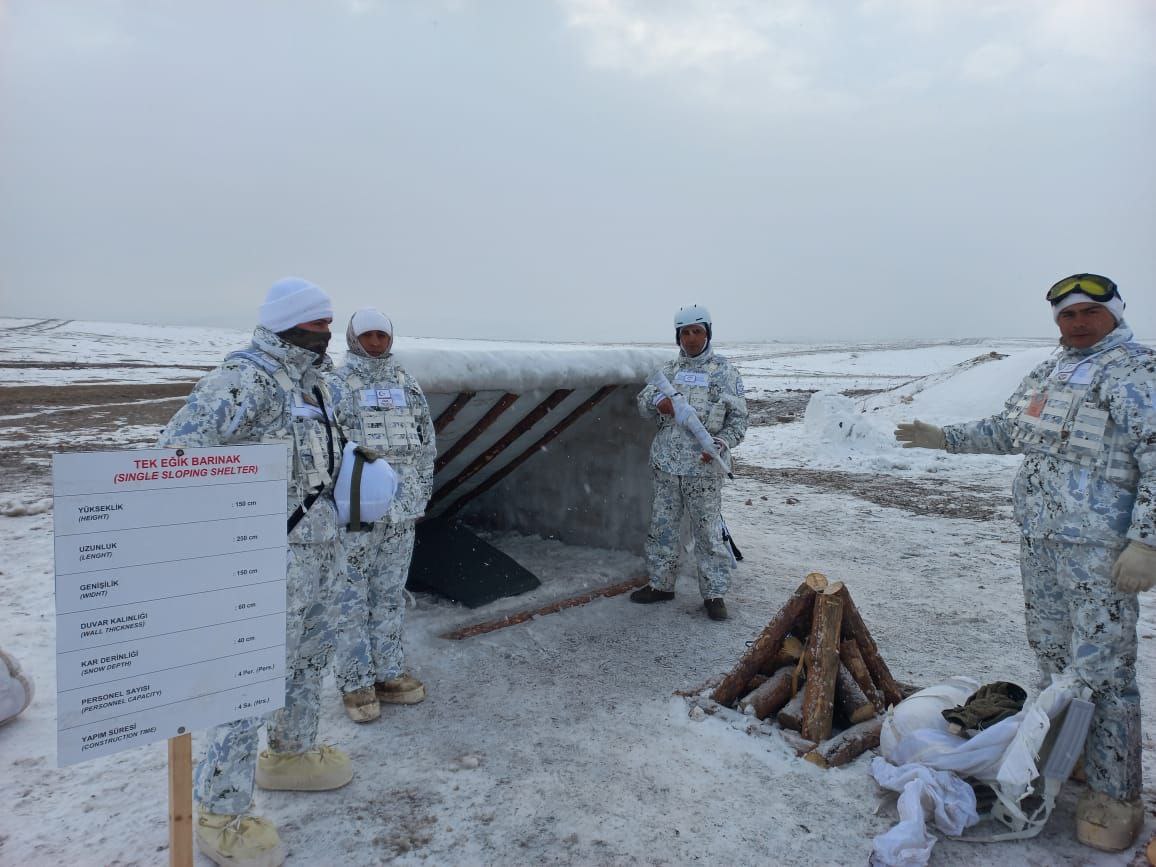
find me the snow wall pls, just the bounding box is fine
[396,346,673,553]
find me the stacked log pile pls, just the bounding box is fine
[710,573,904,768]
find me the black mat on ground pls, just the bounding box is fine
[407,519,541,608]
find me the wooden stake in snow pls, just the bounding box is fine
[801,584,844,743]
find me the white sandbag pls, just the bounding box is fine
[0,648,34,725]
[334,441,398,526]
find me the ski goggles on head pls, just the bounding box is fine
[1046,273,1119,305]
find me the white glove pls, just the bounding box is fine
[1111,541,1156,593]
[894,420,947,450]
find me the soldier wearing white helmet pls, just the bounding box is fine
[633,305,748,620]
[896,273,1156,853]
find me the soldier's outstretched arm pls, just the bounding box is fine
[894,420,946,450]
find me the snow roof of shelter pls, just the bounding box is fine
[393,345,672,393]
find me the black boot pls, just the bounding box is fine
[630,585,675,604]
[704,598,728,621]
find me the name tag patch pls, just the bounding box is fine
[360,388,408,409]
[1053,361,1095,385]
[673,371,709,388]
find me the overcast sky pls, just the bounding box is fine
[1,1,1153,343]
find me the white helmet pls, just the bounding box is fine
[674,305,712,345]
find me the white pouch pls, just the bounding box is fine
[334,441,398,526]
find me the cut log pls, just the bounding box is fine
[776,728,818,757]
[801,588,844,743]
[839,639,884,712]
[833,585,904,708]
[804,572,829,592]
[764,635,805,673]
[834,663,876,725]
[711,581,817,707]
[777,687,806,731]
[803,717,884,769]
[737,667,797,720]
[443,575,647,639]
[747,674,768,691]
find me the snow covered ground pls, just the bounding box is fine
[1,319,1153,866]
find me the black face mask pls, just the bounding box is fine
[278,327,331,356]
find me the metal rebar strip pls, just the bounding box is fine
[433,391,476,434]
[440,384,620,517]
[429,388,575,508]
[432,392,520,475]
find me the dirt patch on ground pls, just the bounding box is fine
[735,464,1008,522]
[745,388,888,427]
[745,393,813,426]
[0,382,195,414]
[0,381,196,487]
[0,361,213,371]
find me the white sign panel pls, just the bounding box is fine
[53,445,289,766]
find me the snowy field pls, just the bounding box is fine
[1,318,1153,866]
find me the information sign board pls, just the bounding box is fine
[53,445,288,766]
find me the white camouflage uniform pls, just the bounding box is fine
[943,321,1155,801]
[329,348,435,693]
[159,325,342,815]
[637,346,748,598]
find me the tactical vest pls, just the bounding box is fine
[341,370,424,464]
[226,349,338,497]
[671,367,727,434]
[1007,345,1138,485]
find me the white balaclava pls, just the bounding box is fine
[346,308,395,357]
[258,277,333,332]
[1052,292,1125,324]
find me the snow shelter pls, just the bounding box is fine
[395,345,671,607]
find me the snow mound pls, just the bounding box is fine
[0,497,53,517]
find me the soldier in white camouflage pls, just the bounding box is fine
[159,278,353,867]
[329,308,436,723]
[896,274,1155,853]
[631,305,748,621]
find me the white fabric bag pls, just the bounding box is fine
[334,441,398,526]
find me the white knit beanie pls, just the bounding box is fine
[258,277,333,333]
[1051,292,1125,324]
[346,308,394,356]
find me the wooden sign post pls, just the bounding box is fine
[169,733,194,867]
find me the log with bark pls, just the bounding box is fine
[777,689,806,732]
[834,662,876,725]
[839,639,884,712]
[803,717,884,769]
[801,584,844,743]
[737,667,797,720]
[833,585,904,708]
[711,578,819,707]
